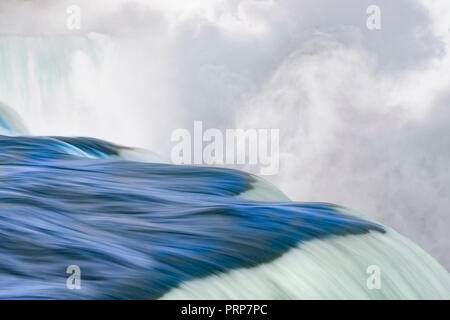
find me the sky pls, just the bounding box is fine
[0,0,449,269]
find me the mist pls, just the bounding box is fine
[0,0,449,268]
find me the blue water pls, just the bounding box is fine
[0,133,385,299]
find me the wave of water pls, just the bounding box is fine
[0,35,449,299]
[0,104,449,299]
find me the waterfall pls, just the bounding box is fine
[0,34,106,137]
